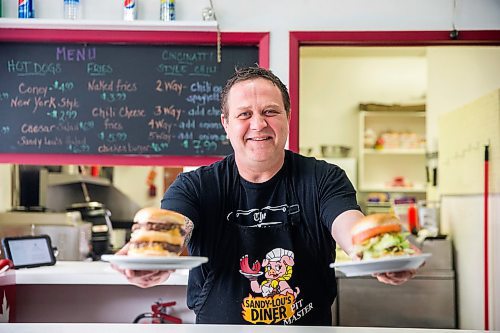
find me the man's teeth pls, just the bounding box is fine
[252,137,268,141]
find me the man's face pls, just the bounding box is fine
[221,78,289,165]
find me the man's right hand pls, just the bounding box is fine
[111,243,173,288]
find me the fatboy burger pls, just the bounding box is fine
[128,207,187,257]
[351,213,414,260]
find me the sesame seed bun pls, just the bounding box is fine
[351,213,402,245]
[133,207,186,225]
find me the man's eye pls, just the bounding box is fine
[264,110,279,116]
[238,112,251,119]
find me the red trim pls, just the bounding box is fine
[0,28,270,166]
[288,30,500,153]
[257,32,270,69]
[288,32,300,152]
[0,153,223,167]
[0,28,270,46]
[484,147,490,330]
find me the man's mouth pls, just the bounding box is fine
[247,136,272,142]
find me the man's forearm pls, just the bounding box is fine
[330,209,364,257]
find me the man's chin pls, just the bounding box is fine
[247,147,276,159]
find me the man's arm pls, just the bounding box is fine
[330,209,364,258]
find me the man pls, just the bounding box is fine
[118,66,415,325]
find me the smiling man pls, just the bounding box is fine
[220,72,290,182]
[116,66,417,325]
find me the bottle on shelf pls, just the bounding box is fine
[160,0,175,21]
[123,0,137,21]
[64,0,81,20]
[18,0,35,18]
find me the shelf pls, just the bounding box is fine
[0,18,218,32]
[47,173,111,186]
[360,187,427,193]
[358,108,427,196]
[363,148,426,155]
[360,110,426,118]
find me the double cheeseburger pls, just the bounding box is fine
[351,213,414,260]
[128,207,187,257]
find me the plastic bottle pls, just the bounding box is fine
[407,204,419,235]
[18,0,35,18]
[64,0,81,20]
[160,0,175,21]
[123,0,138,21]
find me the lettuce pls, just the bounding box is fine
[354,232,414,260]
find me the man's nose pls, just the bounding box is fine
[250,114,267,130]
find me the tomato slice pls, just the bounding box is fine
[352,224,401,245]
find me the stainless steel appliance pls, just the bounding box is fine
[0,211,92,261]
[67,201,114,260]
[334,238,456,328]
[10,165,142,259]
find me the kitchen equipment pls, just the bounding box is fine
[0,211,91,261]
[391,199,416,233]
[336,238,456,328]
[417,200,440,237]
[64,166,114,260]
[320,145,351,158]
[67,201,113,260]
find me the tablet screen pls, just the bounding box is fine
[2,235,56,268]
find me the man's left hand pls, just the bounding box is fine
[373,269,416,285]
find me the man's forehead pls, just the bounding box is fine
[227,79,282,102]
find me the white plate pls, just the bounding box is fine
[101,255,208,270]
[330,253,431,277]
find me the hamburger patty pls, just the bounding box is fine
[132,222,186,235]
[132,241,181,253]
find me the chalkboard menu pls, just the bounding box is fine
[0,42,259,158]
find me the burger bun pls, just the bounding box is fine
[133,207,186,226]
[351,213,402,245]
[128,207,187,257]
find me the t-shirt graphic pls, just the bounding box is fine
[227,204,300,227]
[239,247,301,324]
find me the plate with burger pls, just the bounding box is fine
[101,254,208,270]
[330,213,431,277]
[102,207,207,270]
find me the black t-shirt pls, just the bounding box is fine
[161,150,360,311]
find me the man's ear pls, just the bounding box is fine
[221,114,228,131]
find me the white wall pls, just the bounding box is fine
[299,47,427,157]
[427,51,500,330]
[441,195,500,330]
[427,47,500,152]
[0,165,11,212]
[113,166,163,209]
